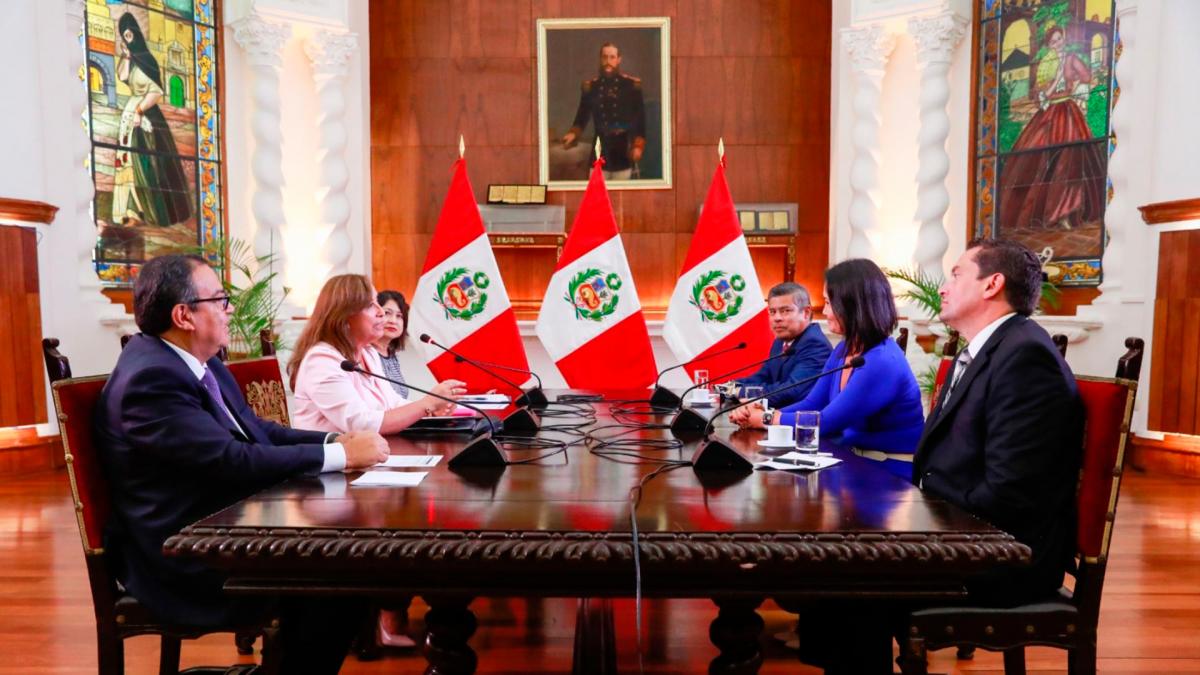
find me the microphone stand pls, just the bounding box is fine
[648,341,748,410]
[689,356,865,474]
[340,360,508,469]
[452,354,549,409]
[420,335,542,433]
[668,346,798,439]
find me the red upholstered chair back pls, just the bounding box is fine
[51,375,111,556]
[929,358,955,415]
[226,356,291,427]
[1074,375,1137,562]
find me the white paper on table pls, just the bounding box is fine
[350,471,428,487]
[753,453,842,472]
[458,394,510,404]
[381,455,442,468]
[462,402,509,411]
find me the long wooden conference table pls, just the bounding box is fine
[164,392,1029,674]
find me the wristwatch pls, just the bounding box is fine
[762,410,774,427]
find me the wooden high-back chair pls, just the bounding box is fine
[225,357,291,427]
[52,376,281,674]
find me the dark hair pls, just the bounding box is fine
[377,289,410,354]
[599,41,620,56]
[824,258,897,354]
[767,282,811,311]
[118,13,162,87]
[967,238,1044,316]
[133,254,207,336]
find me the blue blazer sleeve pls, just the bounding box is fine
[766,326,833,408]
[734,340,779,388]
[118,363,326,482]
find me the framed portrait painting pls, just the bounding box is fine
[537,17,671,190]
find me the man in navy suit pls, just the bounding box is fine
[734,282,832,408]
[914,239,1083,605]
[95,254,389,672]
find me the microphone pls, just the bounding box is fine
[649,341,747,409]
[339,359,507,468]
[670,342,799,416]
[688,355,867,474]
[420,333,549,410]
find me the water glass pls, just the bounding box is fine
[693,369,710,391]
[741,385,763,403]
[793,411,820,452]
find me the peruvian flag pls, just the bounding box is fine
[535,159,657,389]
[409,158,530,393]
[662,158,772,381]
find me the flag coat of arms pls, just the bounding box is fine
[662,159,772,381]
[535,160,657,389]
[409,158,530,393]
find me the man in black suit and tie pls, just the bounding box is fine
[95,254,389,672]
[913,239,1083,605]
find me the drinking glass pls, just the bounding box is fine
[793,411,820,452]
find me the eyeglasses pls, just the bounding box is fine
[382,309,404,320]
[187,294,232,310]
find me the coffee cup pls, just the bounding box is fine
[765,424,793,445]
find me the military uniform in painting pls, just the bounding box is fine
[566,71,646,179]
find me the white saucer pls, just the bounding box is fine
[757,439,795,449]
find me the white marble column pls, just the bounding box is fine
[842,24,896,261]
[304,30,358,278]
[909,9,967,280]
[231,15,291,302]
[1095,2,1137,304]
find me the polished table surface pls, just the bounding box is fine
[164,393,1030,672]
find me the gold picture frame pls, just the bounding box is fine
[536,17,672,191]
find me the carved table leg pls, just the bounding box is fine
[422,596,478,675]
[572,598,617,674]
[708,596,765,674]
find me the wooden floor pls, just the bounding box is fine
[2,470,1199,674]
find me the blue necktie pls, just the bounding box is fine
[199,366,240,432]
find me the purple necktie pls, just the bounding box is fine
[199,366,237,425]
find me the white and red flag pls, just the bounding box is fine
[662,157,772,381]
[535,159,657,389]
[409,158,530,393]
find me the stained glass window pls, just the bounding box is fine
[973,0,1116,286]
[85,0,222,287]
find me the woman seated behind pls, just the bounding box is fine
[373,290,411,398]
[290,274,465,435]
[731,259,924,479]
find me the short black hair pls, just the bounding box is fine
[767,282,811,311]
[377,289,410,354]
[133,254,208,336]
[825,258,897,353]
[967,238,1044,316]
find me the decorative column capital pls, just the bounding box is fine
[909,10,969,65]
[231,14,291,68]
[304,30,358,76]
[841,24,897,72]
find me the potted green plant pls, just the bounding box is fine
[194,237,290,359]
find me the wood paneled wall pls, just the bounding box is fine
[369,0,832,316]
[1149,229,1200,435]
[0,225,47,428]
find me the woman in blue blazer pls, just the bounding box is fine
[732,259,924,479]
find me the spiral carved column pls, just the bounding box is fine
[304,30,358,278]
[1096,3,1135,302]
[231,15,291,301]
[909,10,967,280]
[842,25,896,261]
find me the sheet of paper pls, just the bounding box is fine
[458,394,511,403]
[350,471,428,487]
[753,455,842,472]
[381,455,442,468]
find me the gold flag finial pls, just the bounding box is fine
[718,137,725,160]
[594,137,602,161]
[458,135,465,158]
